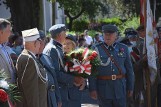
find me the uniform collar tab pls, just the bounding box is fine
[104,42,117,49]
[51,39,62,48]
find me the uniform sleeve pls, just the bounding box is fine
[40,55,61,103]
[125,47,135,91]
[21,57,39,107]
[50,48,74,86]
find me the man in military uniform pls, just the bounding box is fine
[43,24,85,107]
[134,25,147,107]
[121,28,141,107]
[135,25,157,107]
[89,24,134,107]
[16,28,47,107]
[0,18,15,83]
[37,30,62,107]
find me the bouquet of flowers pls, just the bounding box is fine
[0,70,20,107]
[64,48,100,78]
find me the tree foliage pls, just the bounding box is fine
[56,0,140,30]
[1,0,161,32]
[57,0,109,30]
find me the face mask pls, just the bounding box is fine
[130,41,136,47]
[128,47,133,53]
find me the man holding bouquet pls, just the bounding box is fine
[89,24,134,107]
[43,24,85,107]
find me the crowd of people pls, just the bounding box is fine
[0,17,161,107]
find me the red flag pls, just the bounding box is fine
[140,0,144,25]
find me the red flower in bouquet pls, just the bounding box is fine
[88,56,95,60]
[91,51,98,57]
[71,53,76,58]
[76,53,82,58]
[65,48,100,78]
[0,89,8,103]
[0,72,20,107]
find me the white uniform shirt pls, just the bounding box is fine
[85,35,93,45]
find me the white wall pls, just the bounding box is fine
[42,1,65,32]
[43,0,53,32]
[0,0,11,19]
[55,2,65,24]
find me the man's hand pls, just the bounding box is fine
[79,80,86,90]
[57,102,62,107]
[90,90,98,100]
[73,76,85,87]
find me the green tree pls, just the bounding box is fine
[57,0,108,30]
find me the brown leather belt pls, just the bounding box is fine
[97,74,125,80]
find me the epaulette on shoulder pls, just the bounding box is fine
[116,42,128,51]
[117,42,128,47]
[91,42,103,49]
[95,42,103,47]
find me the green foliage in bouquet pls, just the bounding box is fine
[64,48,100,78]
[0,70,21,107]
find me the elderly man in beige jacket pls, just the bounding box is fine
[16,28,47,107]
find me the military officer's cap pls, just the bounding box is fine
[49,24,66,37]
[157,27,161,32]
[120,38,132,46]
[22,28,40,42]
[126,35,138,39]
[102,24,118,33]
[66,34,77,44]
[124,28,137,35]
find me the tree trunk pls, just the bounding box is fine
[52,2,56,25]
[68,18,73,31]
[64,9,85,31]
[6,0,41,33]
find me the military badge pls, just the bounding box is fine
[118,48,125,56]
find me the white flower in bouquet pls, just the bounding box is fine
[0,80,9,90]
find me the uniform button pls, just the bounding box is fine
[111,55,113,56]
[113,69,115,71]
